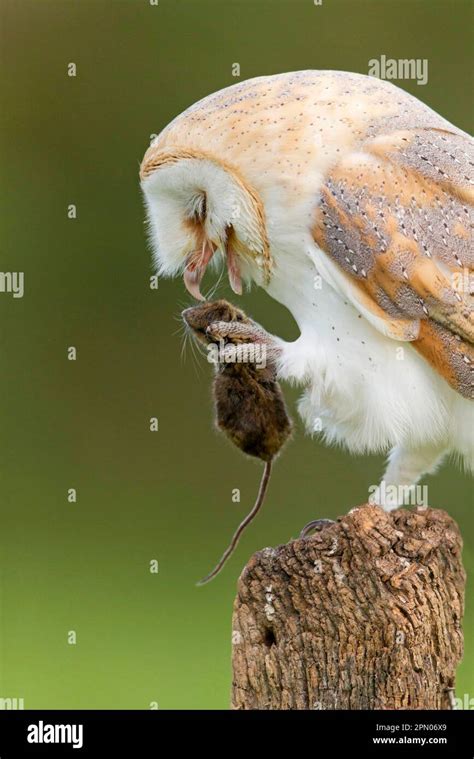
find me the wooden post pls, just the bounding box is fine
[231,504,465,710]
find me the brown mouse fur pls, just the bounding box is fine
[182,299,292,583]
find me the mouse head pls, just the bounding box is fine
[182,299,248,345]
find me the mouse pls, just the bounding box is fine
[182,299,293,584]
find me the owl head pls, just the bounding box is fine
[140,147,272,300]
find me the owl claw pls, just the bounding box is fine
[299,518,335,539]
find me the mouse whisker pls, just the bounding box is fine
[183,327,204,376]
[204,265,225,301]
[179,329,189,364]
[172,321,187,338]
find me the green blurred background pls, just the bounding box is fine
[0,0,472,709]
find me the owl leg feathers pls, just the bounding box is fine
[371,444,449,512]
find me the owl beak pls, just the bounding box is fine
[226,242,242,295]
[184,238,243,299]
[183,241,215,301]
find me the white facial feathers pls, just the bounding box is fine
[141,155,268,290]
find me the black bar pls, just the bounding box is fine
[0,709,472,757]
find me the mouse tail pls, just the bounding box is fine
[196,460,272,586]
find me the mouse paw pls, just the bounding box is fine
[299,518,335,539]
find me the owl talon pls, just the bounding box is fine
[206,320,282,366]
[206,319,267,344]
[299,518,335,539]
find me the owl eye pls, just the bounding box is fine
[190,192,207,222]
[200,192,207,219]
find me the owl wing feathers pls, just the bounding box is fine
[312,127,473,398]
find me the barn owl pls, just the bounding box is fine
[140,71,473,510]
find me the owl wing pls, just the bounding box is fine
[311,127,474,399]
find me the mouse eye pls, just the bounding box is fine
[235,313,243,321]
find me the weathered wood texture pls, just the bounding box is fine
[231,504,465,710]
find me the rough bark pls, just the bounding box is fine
[231,504,465,710]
